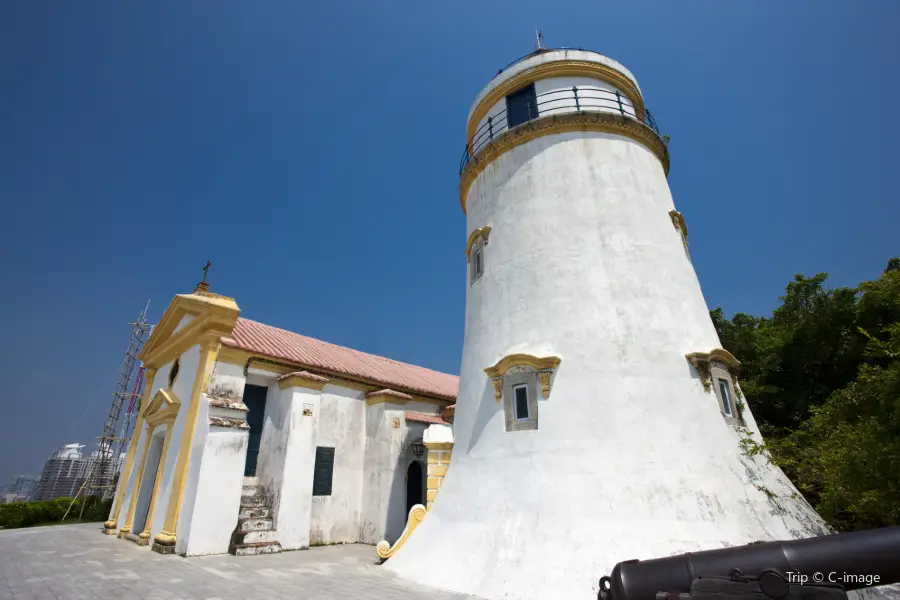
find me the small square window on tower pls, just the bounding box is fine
[502,373,539,432]
[466,226,491,285]
[513,384,530,420]
[718,378,733,417]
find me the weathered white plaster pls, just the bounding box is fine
[181,417,248,556]
[257,382,322,550]
[309,384,366,545]
[131,427,166,534]
[386,75,840,599]
[358,401,429,545]
[207,361,247,402]
[423,424,453,445]
[147,346,200,548]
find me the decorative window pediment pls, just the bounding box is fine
[685,348,741,390]
[484,354,561,402]
[142,389,182,427]
[686,348,743,424]
[464,226,492,260]
[465,226,491,284]
[669,210,690,257]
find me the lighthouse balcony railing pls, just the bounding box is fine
[459,86,664,176]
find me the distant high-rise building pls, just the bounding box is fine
[32,444,91,501]
[9,475,39,501]
[32,444,125,502]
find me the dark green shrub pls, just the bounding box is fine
[0,497,112,529]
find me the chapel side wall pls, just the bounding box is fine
[148,345,201,542]
[358,402,406,544]
[384,421,428,543]
[275,386,320,550]
[181,415,248,556]
[257,382,291,516]
[309,383,366,545]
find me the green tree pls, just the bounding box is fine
[711,259,900,531]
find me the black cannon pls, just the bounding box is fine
[599,526,900,600]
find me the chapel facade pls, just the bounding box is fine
[103,282,456,556]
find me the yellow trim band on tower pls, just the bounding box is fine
[104,368,156,535]
[466,59,645,147]
[459,111,670,213]
[152,336,220,553]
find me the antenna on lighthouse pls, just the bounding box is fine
[535,28,544,50]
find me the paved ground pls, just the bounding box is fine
[0,523,481,600]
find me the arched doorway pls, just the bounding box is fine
[406,461,425,513]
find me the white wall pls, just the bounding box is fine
[176,357,254,556]
[131,427,166,534]
[309,384,366,545]
[112,425,147,526]
[256,382,288,510]
[358,402,417,544]
[386,132,836,600]
[147,345,200,546]
[275,386,319,550]
[385,422,428,542]
[181,413,248,556]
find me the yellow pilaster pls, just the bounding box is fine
[139,422,175,544]
[104,369,157,535]
[424,441,453,511]
[152,337,220,554]
[118,423,153,537]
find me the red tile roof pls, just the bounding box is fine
[405,410,449,425]
[366,389,413,400]
[223,318,459,400]
[277,371,330,383]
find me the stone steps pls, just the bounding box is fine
[232,529,279,545]
[231,541,282,556]
[238,505,271,519]
[228,482,282,556]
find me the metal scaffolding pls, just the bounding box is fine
[83,302,154,505]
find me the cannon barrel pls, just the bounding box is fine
[600,526,900,600]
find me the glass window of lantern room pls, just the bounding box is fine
[506,83,539,129]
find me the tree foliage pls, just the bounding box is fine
[0,496,112,529]
[712,259,900,531]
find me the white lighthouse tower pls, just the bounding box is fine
[384,47,837,599]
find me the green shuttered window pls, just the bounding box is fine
[312,446,335,496]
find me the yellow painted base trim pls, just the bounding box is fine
[102,521,117,535]
[153,530,176,546]
[375,504,427,560]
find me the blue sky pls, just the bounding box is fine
[1,1,898,484]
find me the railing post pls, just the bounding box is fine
[488,116,494,141]
[573,86,579,111]
[616,91,624,116]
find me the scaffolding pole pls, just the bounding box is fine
[82,301,154,511]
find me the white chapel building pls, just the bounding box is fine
[104,281,456,556]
